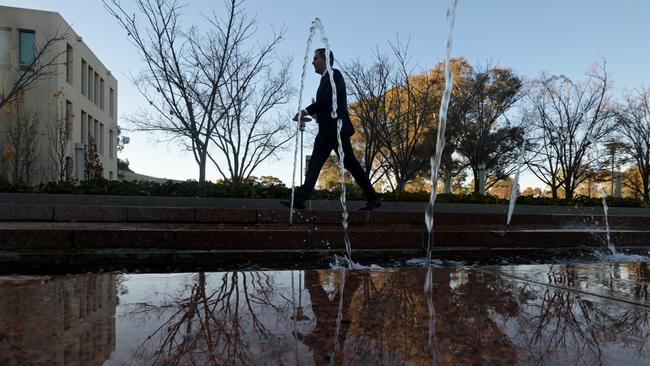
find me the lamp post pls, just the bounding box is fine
[478,163,486,195]
[291,270,310,322]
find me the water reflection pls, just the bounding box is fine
[2,263,650,365]
[298,270,363,365]
[118,272,306,365]
[0,273,117,366]
[502,262,650,304]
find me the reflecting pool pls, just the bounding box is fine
[2,262,650,365]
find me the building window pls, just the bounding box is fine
[66,44,73,84]
[100,123,105,155]
[109,129,115,159]
[100,78,105,110]
[94,119,99,147]
[81,111,87,143]
[0,27,10,67]
[109,88,115,118]
[81,59,87,95]
[109,171,113,180]
[94,72,99,105]
[18,29,35,68]
[87,114,93,142]
[88,66,94,102]
[65,100,73,139]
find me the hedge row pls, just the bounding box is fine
[0,179,648,208]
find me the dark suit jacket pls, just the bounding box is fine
[305,69,355,138]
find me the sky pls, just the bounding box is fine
[2,0,650,189]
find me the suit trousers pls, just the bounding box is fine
[299,133,378,201]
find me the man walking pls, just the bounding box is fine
[292,48,381,211]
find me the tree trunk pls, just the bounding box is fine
[443,170,452,194]
[551,187,558,199]
[198,154,207,182]
[564,183,574,200]
[396,179,406,194]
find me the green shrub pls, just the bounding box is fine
[1,178,649,208]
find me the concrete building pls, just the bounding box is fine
[0,6,118,184]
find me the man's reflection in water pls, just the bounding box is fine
[297,269,363,365]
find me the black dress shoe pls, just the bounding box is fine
[359,199,381,211]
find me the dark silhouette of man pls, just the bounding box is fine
[294,269,364,365]
[292,48,381,210]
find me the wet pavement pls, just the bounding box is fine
[2,262,650,365]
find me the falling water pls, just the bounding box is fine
[507,138,527,226]
[600,187,615,254]
[289,21,319,224]
[291,270,298,362]
[426,266,442,366]
[588,135,616,254]
[330,270,347,365]
[425,2,459,364]
[425,0,460,272]
[312,19,354,267]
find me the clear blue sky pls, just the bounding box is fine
[2,0,649,188]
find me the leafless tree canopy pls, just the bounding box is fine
[377,41,440,193]
[208,36,294,185]
[2,98,39,184]
[0,29,68,111]
[103,0,292,182]
[527,61,615,199]
[47,88,72,182]
[342,50,392,185]
[342,40,440,193]
[617,87,650,201]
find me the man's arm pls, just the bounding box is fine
[305,75,332,116]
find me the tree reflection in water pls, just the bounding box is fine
[124,271,295,366]
[502,264,650,365]
[118,265,650,365]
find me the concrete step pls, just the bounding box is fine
[2,204,649,228]
[0,219,646,272]
[0,222,646,251]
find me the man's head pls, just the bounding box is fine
[312,48,334,74]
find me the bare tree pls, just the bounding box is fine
[103,0,288,182]
[375,40,439,193]
[527,61,615,199]
[2,95,39,184]
[209,46,293,185]
[341,50,392,185]
[0,29,67,111]
[617,87,650,201]
[47,87,72,182]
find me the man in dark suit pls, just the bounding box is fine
[292,48,381,210]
